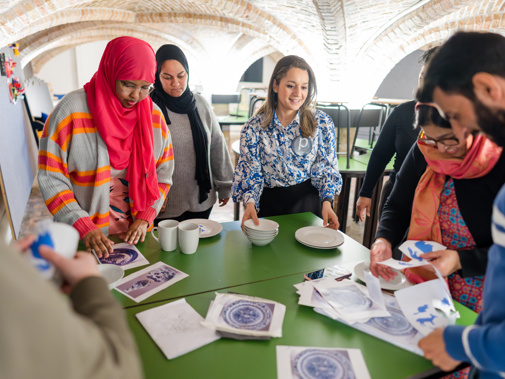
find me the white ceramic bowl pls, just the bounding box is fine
[244,219,279,232]
[244,230,278,239]
[244,229,278,238]
[246,235,276,246]
[98,264,124,289]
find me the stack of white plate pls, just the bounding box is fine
[243,219,279,246]
[295,226,344,249]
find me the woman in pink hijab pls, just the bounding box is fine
[38,37,174,257]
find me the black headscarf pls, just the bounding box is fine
[151,44,211,203]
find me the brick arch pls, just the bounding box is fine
[25,24,207,73]
[344,0,499,103]
[1,3,309,56]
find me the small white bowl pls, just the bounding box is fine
[244,230,278,239]
[247,236,275,246]
[244,219,279,232]
[98,264,124,289]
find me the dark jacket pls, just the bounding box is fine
[375,142,505,277]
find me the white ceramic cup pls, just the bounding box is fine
[178,222,200,254]
[29,220,80,279]
[151,220,179,251]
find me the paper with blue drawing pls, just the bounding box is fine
[294,277,424,355]
[98,242,149,270]
[114,261,189,303]
[276,345,371,379]
[201,293,286,339]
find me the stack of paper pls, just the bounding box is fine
[294,276,425,355]
[201,293,286,340]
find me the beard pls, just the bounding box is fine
[474,98,505,147]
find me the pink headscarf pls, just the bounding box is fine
[84,36,159,213]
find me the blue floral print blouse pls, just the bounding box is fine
[232,109,342,209]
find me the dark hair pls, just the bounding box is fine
[257,55,317,137]
[417,31,505,102]
[418,46,439,65]
[414,104,451,130]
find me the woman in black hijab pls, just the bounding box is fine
[151,45,233,223]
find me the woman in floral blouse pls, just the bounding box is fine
[232,55,342,229]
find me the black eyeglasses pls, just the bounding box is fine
[417,130,460,148]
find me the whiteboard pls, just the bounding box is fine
[0,73,35,239]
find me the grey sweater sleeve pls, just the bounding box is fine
[196,94,234,198]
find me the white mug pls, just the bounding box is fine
[29,220,79,279]
[151,220,179,251]
[178,223,200,255]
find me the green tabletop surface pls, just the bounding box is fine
[126,274,477,379]
[217,114,249,125]
[113,213,371,308]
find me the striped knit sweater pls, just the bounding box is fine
[38,89,174,239]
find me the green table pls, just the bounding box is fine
[113,213,370,308]
[126,274,477,379]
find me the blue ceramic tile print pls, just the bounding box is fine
[293,349,354,379]
[222,300,273,330]
[366,306,417,337]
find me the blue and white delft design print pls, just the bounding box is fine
[292,349,354,379]
[222,300,273,331]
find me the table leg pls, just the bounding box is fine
[362,173,385,248]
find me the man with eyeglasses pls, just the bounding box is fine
[416,31,505,379]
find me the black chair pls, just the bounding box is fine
[351,103,389,155]
[317,103,351,169]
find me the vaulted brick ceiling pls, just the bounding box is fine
[1,0,503,100]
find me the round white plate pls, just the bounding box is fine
[180,219,222,238]
[295,226,344,249]
[353,260,411,291]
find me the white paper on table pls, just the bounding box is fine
[136,298,220,359]
[395,279,457,336]
[313,279,390,323]
[294,278,334,309]
[399,240,447,263]
[364,271,389,314]
[114,261,188,303]
[276,345,371,379]
[201,292,286,338]
[98,243,150,270]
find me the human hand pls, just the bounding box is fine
[160,196,169,213]
[421,249,461,277]
[369,238,396,281]
[322,201,339,230]
[219,198,230,207]
[123,219,148,245]
[418,328,461,372]
[39,245,100,294]
[356,196,371,222]
[11,234,36,252]
[82,229,114,258]
[241,202,259,230]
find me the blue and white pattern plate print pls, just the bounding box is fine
[222,300,273,330]
[202,293,286,338]
[293,349,354,379]
[99,243,149,270]
[276,346,371,379]
[366,306,418,337]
